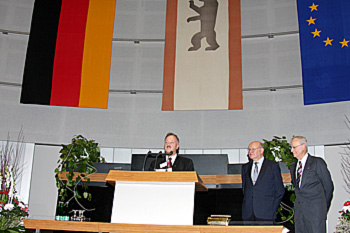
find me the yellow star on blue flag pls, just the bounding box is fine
[297,0,350,105]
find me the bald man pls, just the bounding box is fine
[241,141,285,222]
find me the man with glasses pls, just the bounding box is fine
[290,136,334,233]
[241,141,285,222]
[148,132,194,171]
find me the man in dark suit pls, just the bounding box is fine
[148,132,194,171]
[241,141,285,222]
[290,136,334,233]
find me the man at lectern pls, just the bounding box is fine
[148,132,194,171]
[241,141,285,222]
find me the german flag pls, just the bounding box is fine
[162,0,242,111]
[21,0,116,109]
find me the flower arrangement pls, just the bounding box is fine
[0,131,28,233]
[0,130,28,233]
[339,201,350,221]
[0,167,29,233]
[335,201,350,232]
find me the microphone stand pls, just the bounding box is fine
[142,151,152,171]
[165,156,168,172]
[154,151,163,171]
[142,151,166,171]
[142,151,172,171]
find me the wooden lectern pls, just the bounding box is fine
[106,171,207,226]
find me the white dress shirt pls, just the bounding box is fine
[251,156,264,181]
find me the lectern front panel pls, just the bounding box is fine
[111,181,195,225]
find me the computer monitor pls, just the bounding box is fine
[131,154,228,175]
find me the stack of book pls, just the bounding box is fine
[207,215,231,226]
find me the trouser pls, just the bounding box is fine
[294,210,326,233]
[242,212,274,225]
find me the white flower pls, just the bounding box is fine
[18,203,25,209]
[4,167,15,203]
[15,194,24,202]
[343,205,350,212]
[275,157,282,162]
[4,203,14,211]
[81,148,89,158]
[273,146,281,152]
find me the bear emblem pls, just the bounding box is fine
[187,0,220,51]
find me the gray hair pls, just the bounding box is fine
[292,136,308,150]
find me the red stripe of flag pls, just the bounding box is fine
[228,0,242,109]
[162,0,177,111]
[50,0,90,106]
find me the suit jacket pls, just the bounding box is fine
[241,158,285,220]
[290,154,334,221]
[148,155,194,171]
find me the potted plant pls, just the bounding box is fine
[263,136,297,228]
[336,201,350,232]
[0,131,29,233]
[54,135,105,210]
[263,136,296,170]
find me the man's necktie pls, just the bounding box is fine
[296,161,302,188]
[252,162,258,185]
[167,157,172,168]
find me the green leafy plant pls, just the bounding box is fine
[54,135,105,208]
[263,136,296,170]
[263,136,297,225]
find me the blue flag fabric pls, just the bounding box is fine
[297,0,350,105]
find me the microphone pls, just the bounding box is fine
[153,151,174,170]
[153,151,164,171]
[142,151,174,171]
[158,151,165,158]
[145,151,173,156]
[165,151,173,156]
[142,151,152,171]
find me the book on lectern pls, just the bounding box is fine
[207,215,231,226]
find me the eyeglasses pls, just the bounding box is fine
[291,144,304,150]
[248,147,262,152]
[165,141,176,145]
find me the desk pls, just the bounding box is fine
[58,173,292,184]
[55,172,292,224]
[24,219,283,233]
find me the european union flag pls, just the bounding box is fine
[297,0,350,105]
